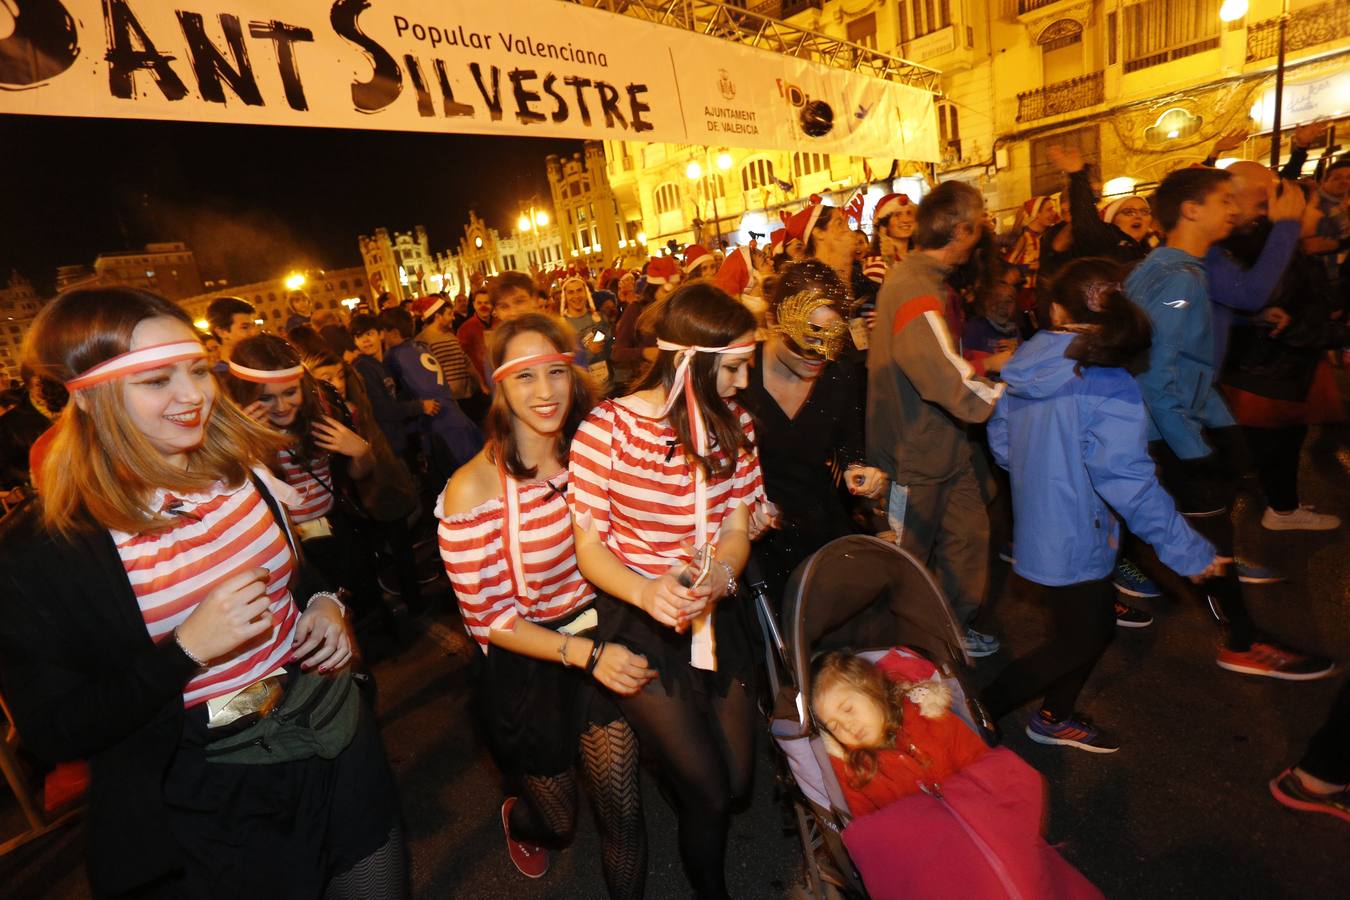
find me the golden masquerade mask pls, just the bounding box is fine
[772,290,848,361]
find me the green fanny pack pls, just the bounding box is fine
[203,668,360,765]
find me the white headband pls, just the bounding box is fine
[65,341,207,392]
[227,360,305,384]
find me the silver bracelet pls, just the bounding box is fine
[310,591,346,619]
[716,560,737,597]
[559,632,574,668]
[173,628,208,668]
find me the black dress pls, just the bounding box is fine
[738,343,868,601]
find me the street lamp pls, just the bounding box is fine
[284,272,306,291]
[1220,0,1287,167]
[686,150,728,249]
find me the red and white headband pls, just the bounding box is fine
[65,341,207,392]
[492,352,574,383]
[227,360,305,384]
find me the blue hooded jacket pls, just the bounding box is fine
[988,331,1213,587]
[1124,247,1236,460]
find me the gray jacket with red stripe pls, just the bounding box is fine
[865,252,1004,485]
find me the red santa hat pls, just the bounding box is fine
[683,244,712,274]
[410,295,445,320]
[712,245,753,298]
[784,201,826,244]
[767,229,788,256]
[1021,195,1056,219]
[1099,196,1134,223]
[872,192,913,223]
[645,255,682,286]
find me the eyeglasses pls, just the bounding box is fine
[1115,207,1149,218]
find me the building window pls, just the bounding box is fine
[847,13,877,49]
[654,182,681,215]
[1123,0,1221,74]
[1107,11,1118,65]
[938,101,961,159]
[1040,19,1084,84]
[698,173,727,199]
[339,280,348,290]
[355,278,364,287]
[898,0,951,43]
[1029,126,1099,196]
[792,152,828,178]
[740,158,774,192]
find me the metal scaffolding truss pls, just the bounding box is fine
[561,0,943,93]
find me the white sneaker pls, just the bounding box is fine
[1261,506,1341,532]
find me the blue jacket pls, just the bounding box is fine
[988,331,1213,587]
[384,340,484,465]
[1124,247,1235,460]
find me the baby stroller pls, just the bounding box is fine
[759,535,994,899]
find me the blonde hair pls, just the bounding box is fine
[26,288,288,536]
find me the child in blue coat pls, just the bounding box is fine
[982,258,1221,753]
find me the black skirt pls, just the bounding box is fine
[477,605,621,778]
[593,588,756,700]
[154,694,400,899]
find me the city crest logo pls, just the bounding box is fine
[718,69,735,101]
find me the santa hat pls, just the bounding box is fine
[712,245,753,298]
[784,201,826,244]
[645,255,682,286]
[683,244,712,274]
[1021,196,1056,219]
[767,229,788,256]
[1099,196,1136,223]
[410,295,445,320]
[872,192,913,223]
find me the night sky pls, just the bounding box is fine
[0,114,582,294]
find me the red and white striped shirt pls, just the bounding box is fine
[568,398,766,578]
[437,471,594,650]
[112,479,300,708]
[277,448,335,523]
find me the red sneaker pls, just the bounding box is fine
[501,797,549,878]
[1216,642,1335,681]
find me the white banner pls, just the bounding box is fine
[0,0,938,159]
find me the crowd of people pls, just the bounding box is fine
[0,123,1347,899]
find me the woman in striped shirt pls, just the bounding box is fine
[570,283,764,900]
[439,313,650,895]
[0,288,403,897]
[222,334,393,633]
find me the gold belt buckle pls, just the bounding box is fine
[206,673,288,729]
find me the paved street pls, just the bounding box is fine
[3,421,1348,899]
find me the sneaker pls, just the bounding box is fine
[1261,506,1341,532]
[501,798,549,878]
[1113,560,1161,598]
[1216,641,1335,681]
[997,543,1016,564]
[1114,599,1153,629]
[1236,561,1285,585]
[1025,712,1120,753]
[962,627,1000,658]
[1269,769,1350,824]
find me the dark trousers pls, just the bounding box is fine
[1148,427,1256,650]
[1244,424,1307,513]
[981,578,1117,722]
[1301,677,1350,784]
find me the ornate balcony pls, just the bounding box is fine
[1016,71,1104,123]
[1246,1,1350,62]
[1017,0,1065,13]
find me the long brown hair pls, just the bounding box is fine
[24,288,286,536]
[486,313,595,479]
[812,652,909,789]
[631,283,755,478]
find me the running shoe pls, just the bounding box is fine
[1216,642,1335,681]
[1113,560,1161,598]
[1261,506,1341,532]
[1025,712,1120,753]
[962,627,1000,658]
[1236,561,1285,585]
[1113,599,1153,629]
[501,797,549,878]
[1269,769,1350,824]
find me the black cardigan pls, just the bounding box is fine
[0,477,326,896]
